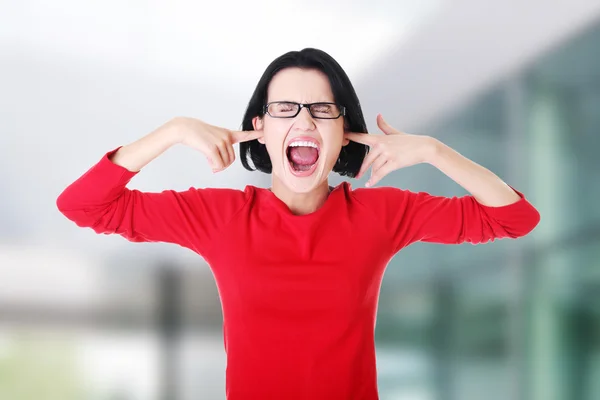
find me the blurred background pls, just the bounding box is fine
[1,0,599,399]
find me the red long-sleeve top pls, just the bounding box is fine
[56,149,540,400]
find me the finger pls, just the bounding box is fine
[367,161,395,187]
[217,142,231,169]
[376,114,400,135]
[226,143,236,167]
[208,144,226,171]
[231,130,263,144]
[357,149,380,179]
[363,154,387,182]
[370,153,388,176]
[344,132,373,145]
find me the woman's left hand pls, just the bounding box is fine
[345,114,437,187]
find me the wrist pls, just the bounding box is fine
[422,136,442,164]
[162,117,190,145]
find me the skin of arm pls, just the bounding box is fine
[425,138,522,207]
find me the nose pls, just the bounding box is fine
[294,106,316,131]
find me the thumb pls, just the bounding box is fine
[232,129,263,144]
[376,114,398,135]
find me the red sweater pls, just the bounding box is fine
[57,149,540,400]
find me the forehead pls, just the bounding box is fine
[267,68,334,102]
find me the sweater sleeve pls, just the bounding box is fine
[56,148,249,255]
[352,185,540,253]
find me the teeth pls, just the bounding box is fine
[288,141,319,149]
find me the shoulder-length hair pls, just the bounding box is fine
[239,48,369,177]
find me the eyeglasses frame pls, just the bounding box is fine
[263,101,346,120]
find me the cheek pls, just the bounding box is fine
[323,125,345,151]
[262,119,288,140]
[261,125,287,158]
[324,146,342,165]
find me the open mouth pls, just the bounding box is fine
[286,139,320,175]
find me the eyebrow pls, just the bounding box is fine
[268,100,336,103]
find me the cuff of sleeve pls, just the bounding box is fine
[99,146,139,179]
[78,147,140,191]
[476,186,541,232]
[475,186,527,210]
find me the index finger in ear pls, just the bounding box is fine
[231,130,264,144]
[344,132,373,145]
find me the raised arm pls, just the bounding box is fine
[354,185,539,253]
[56,117,262,254]
[348,114,540,252]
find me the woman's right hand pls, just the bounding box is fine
[174,117,263,172]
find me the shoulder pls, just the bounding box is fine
[334,182,413,221]
[348,183,410,206]
[346,183,431,221]
[189,185,255,198]
[178,185,255,213]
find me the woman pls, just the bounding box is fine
[57,48,540,399]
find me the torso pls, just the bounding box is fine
[200,182,395,399]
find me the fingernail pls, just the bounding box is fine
[365,181,371,187]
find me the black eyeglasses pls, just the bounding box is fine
[263,101,346,119]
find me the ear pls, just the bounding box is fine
[342,127,350,146]
[252,116,265,144]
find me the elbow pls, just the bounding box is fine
[56,189,126,234]
[56,195,84,226]
[523,207,541,236]
[56,190,71,214]
[56,188,74,216]
[56,188,82,218]
[531,206,541,227]
[508,206,541,239]
[478,205,541,242]
[55,187,94,226]
[515,194,542,238]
